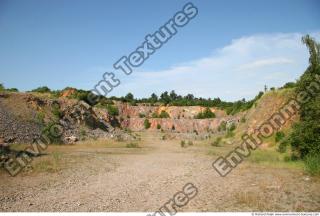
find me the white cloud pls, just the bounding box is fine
[116,32,320,101]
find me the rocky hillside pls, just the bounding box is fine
[0,92,131,145]
[0,88,296,145]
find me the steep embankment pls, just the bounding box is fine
[118,103,240,133]
[0,92,129,145]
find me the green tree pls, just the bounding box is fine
[31,86,51,93]
[125,92,134,102]
[0,83,4,92]
[289,35,320,159]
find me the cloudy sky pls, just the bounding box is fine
[0,0,319,101]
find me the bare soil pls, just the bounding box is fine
[0,132,319,212]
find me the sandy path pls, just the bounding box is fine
[0,132,319,212]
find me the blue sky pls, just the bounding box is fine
[0,0,320,101]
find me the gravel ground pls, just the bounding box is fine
[0,132,319,212]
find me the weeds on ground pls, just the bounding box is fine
[180,140,185,148]
[33,151,62,173]
[304,154,320,176]
[126,142,139,148]
[211,137,222,147]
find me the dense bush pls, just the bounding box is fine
[152,110,170,118]
[31,86,51,93]
[144,119,151,129]
[156,124,161,129]
[106,105,119,116]
[0,83,4,92]
[304,154,320,176]
[275,131,285,143]
[288,35,320,159]
[195,108,216,119]
[139,113,146,118]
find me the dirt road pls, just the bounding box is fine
[1,132,319,211]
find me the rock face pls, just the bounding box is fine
[118,103,240,133]
[0,93,132,144]
[0,94,42,144]
[121,117,240,133]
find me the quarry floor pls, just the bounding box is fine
[0,132,319,212]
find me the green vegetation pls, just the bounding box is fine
[152,110,170,118]
[180,140,186,147]
[275,131,285,143]
[138,113,146,118]
[280,82,296,89]
[287,35,320,162]
[0,83,4,92]
[106,105,119,116]
[195,107,216,119]
[156,124,161,129]
[218,121,227,132]
[31,86,51,93]
[304,154,320,176]
[144,119,151,129]
[42,122,64,144]
[211,137,222,147]
[126,142,139,148]
[36,112,45,125]
[52,104,63,119]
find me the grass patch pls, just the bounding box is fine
[304,154,320,176]
[247,149,304,169]
[211,137,222,147]
[33,151,63,173]
[126,142,139,148]
[180,140,186,148]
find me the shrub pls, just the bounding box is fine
[228,123,236,131]
[225,130,235,138]
[304,154,320,176]
[281,82,296,89]
[195,108,216,119]
[52,104,62,119]
[277,139,288,153]
[144,119,151,129]
[106,105,119,116]
[139,113,146,118]
[218,121,227,132]
[36,112,45,125]
[211,137,222,147]
[188,140,193,146]
[6,88,19,92]
[151,110,170,118]
[240,117,246,123]
[157,124,161,129]
[180,140,185,148]
[275,131,285,143]
[126,142,139,148]
[159,110,170,118]
[31,86,51,93]
[172,125,175,130]
[0,83,4,92]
